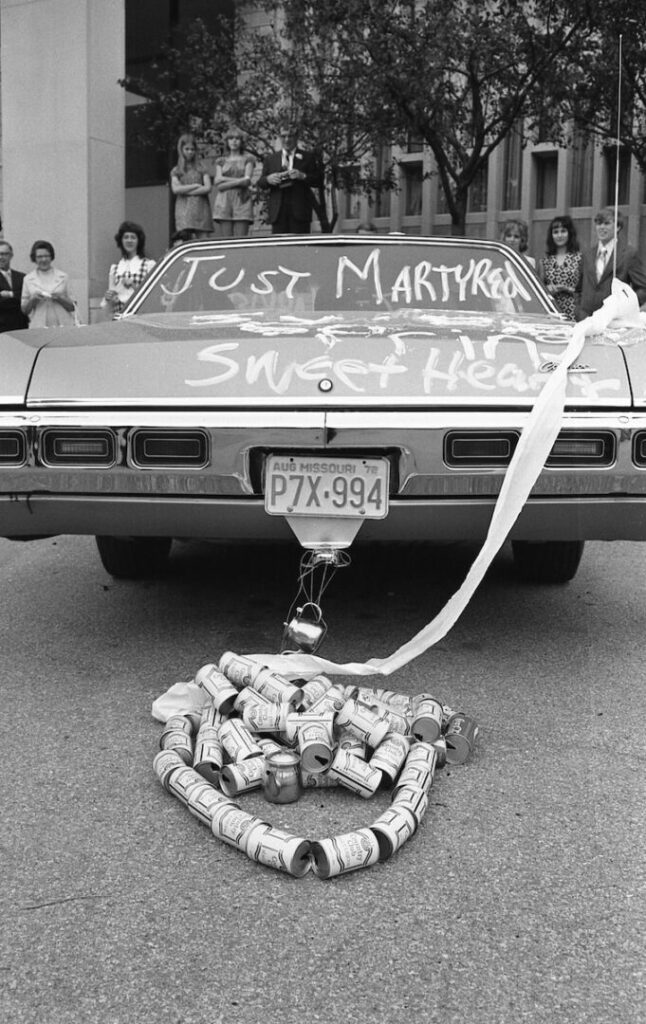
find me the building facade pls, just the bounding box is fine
[1,0,645,322]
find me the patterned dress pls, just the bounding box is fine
[107,256,156,319]
[171,164,213,234]
[212,153,255,223]
[540,251,582,320]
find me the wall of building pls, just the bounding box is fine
[0,0,125,323]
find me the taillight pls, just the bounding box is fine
[130,430,208,468]
[0,430,27,465]
[444,432,519,467]
[546,432,615,467]
[40,430,116,467]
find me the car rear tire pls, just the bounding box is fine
[95,536,172,579]
[511,540,585,584]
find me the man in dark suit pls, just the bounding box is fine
[0,241,29,331]
[576,207,646,320]
[257,123,323,234]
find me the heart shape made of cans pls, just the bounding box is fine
[154,652,478,879]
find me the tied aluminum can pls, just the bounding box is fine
[200,702,225,729]
[159,727,194,765]
[284,710,335,744]
[297,722,335,775]
[194,664,239,716]
[218,651,264,688]
[298,674,333,709]
[244,823,311,877]
[391,784,430,824]
[337,727,367,760]
[164,713,195,736]
[328,749,382,798]
[219,718,263,762]
[193,727,224,787]
[263,750,301,804]
[250,667,303,707]
[369,733,411,783]
[233,686,271,716]
[311,828,380,879]
[255,736,283,760]
[243,701,291,734]
[411,694,443,743]
[370,805,418,861]
[335,698,390,750]
[392,762,433,797]
[220,755,266,797]
[444,713,479,764]
[167,764,209,806]
[153,749,186,790]
[300,769,338,788]
[211,803,267,853]
[186,782,234,826]
[308,684,350,714]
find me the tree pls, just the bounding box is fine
[565,1,646,175]
[251,0,601,234]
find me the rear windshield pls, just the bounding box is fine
[133,241,550,317]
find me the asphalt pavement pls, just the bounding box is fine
[0,535,644,1024]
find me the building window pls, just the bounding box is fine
[402,162,424,217]
[569,134,594,207]
[534,151,558,209]
[501,124,523,209]
[468,161,488,213]
[603,146,631,206]
[406,132,424,154]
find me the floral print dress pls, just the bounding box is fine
[540,251,582,320]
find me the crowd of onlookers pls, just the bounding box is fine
[1,120,644,332]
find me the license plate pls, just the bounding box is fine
[265,455,389,519]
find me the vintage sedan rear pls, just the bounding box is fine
[1,234,645,581]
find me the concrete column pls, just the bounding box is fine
[1,0,125,322]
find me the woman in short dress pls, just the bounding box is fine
[170,133,212,237]
[538,215,582,321]
[501,218,536,268]
[21,240,76,327]
[212,128,255,238]
[102,221,156,320]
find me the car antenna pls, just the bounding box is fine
[612,33,623,280]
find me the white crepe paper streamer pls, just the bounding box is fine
[243,282,643,680]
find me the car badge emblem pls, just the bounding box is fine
[539,360,596,374]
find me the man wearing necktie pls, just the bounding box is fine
[0,241,29,332]
[576,206,646,319]
[257,122,323,234]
